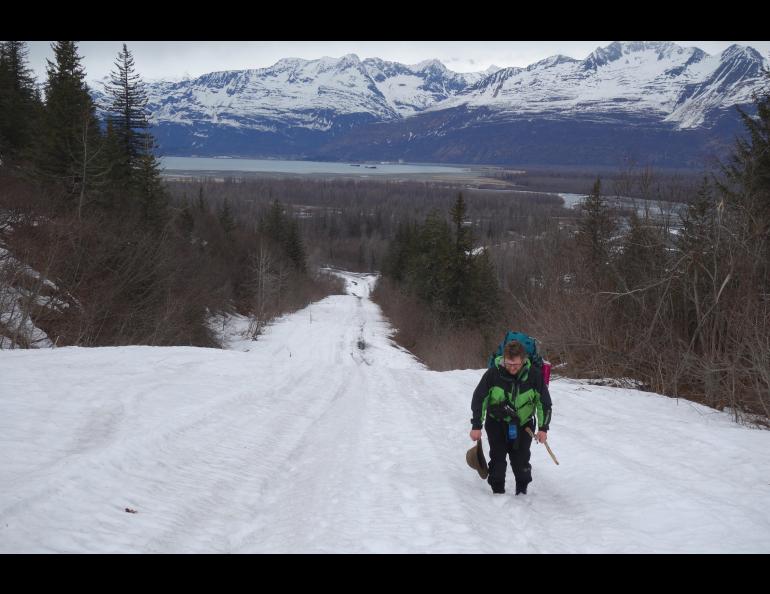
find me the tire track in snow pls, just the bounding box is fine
[230,273,486,552]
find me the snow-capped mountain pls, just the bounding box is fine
[362,57,486,117]
[92,42,770,167]
[94,54,485,131]
[437,41,767,129]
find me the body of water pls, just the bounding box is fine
[160,156,470,176]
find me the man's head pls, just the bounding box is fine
[502,340,528,373]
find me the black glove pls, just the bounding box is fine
[489,403,519,424]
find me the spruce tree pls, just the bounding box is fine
[0,41,39,161]
[37,41,102,202]
[448,192,472,317]
[135,150,168,228]
[0,46,10,160]
[284,217,306,272]
[177,199,195,238]
[575,178,616,287]
[258,201,306,271]
[260,200,285,240]
[383,221,418,283]
[615,212,667,324]
[104,44,151,179]
[450,192,472,255]
[411,211,453,314]
[674,179,720,343]
[717,70,770,290]
[466,248,500,325]
[95,119,129,209]
[218,198,236,235]
[196,186,207,213]
[383,202,499,325]
[102,44,168,225]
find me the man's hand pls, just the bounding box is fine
[470,429,482,441]
[536,430,548,444]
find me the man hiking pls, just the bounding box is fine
[470,340,552,495]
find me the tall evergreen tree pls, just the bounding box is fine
[260,200,286,240]
[717,69,770,290]
[177,198,195,238]
[0,45,11,161]
[284,216,307,272]
[447,192,473,316]
[94,119,128,209]
[450,192,472,255]
[575,178,616,286]
[37,41,102,201]
[104,44,151,178]
[411,210,453,312]
[196,186,207,213]
[385,203,498,325]
[218,198,236,235]
[0,41,40,162]
[135,150,168,227]
[674,179,720,346]
[465,248,500,325]
[258,201,306,271]
[101,44,168,225]
[383,221,418,283]
[615,212,667,323]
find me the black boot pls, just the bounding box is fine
[513,463,532,496]
[488,478,505,494]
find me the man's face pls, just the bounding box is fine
[503,357,524,373]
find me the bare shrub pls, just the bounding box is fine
[371,277,501,371]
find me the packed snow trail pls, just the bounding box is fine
[1,271,770,553]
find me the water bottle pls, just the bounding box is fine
[542,360,552,385]
[507,422,518,440]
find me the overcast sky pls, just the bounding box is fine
[24,41,770,82]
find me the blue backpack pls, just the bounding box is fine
[487,331,544,369]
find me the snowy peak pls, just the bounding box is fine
[363,58,484,116]
[720,44,765,63]
[465,66,524,95]
[134,55,401,131]
[411,59,449,74]
[427,41,769,130]
[666,44,768,128]
[711,44,767,92]
[582,41,624,70]
[582,41,684,70]
[316,53,367,76]
[711,44,766,89]
[133,55,498,126]
[120,43,769,146]
[528,55,580,71]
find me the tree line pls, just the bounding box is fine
[287,74,767,421]
[4,41,765,421]
[0,41,340,348]
[484,76,770,423]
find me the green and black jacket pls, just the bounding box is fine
[471,356,552,431]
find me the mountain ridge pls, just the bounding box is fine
[90,42,770,167]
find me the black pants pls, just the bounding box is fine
[484,417,533,490]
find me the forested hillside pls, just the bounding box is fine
[0,41,341,348]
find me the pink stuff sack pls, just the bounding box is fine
[542,360,552,385]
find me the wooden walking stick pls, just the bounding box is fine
[525,427,559,465]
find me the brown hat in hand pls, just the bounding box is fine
[466,439,489,479]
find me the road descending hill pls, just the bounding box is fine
[1,272,769,553]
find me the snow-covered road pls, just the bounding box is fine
[2,271,769,553]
